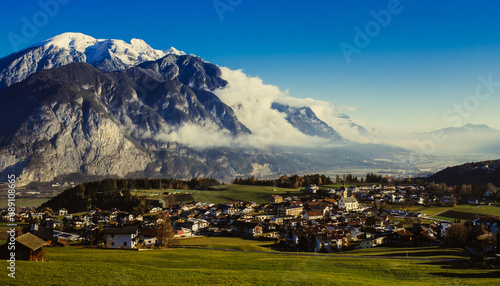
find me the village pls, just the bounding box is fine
[1,182,499,263]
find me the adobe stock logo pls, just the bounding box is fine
[7,0,70,52]
[416,74,500,155]
[339,0,404,64]
[213,0,243,22]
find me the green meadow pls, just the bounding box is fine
[174,236,276,252]
[0,198,48,209]
[190,184,305,204]
[129,184,305,205]
[1,247,499,286]
[401,203,500,221]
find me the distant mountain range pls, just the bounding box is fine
[0,33,415,185]
[409,124,500,137]
[404,124,500,156]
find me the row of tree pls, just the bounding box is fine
[427,182,499,204]
[444,221,500,250]
[232,173,409,187]
[83,177,221,192]
[233,174,334,188]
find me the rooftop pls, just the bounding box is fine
[16,233,46,251]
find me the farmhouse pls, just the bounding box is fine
[140,228,158,247]
[0,233,47,261]
[103,226,140,249]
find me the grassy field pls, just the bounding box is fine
[173,237,469,259]
[1,247,499,285]
[343,246,469,259]
[174,236,276,252]
[131,189,163,197]
[129,184,305,204]
[407,204,500,220]
[322,183,355,189]
[447,204,500,216]
[0,198,48,208]
[190,184,305,204]
[430,216,454,222]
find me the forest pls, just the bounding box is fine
[41,177,220,212]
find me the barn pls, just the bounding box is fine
[0,233,47,261]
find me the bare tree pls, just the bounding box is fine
[444,223,468,247]
[156,214,174,247]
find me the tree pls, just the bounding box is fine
[89,226,104,247]
[298,236,309,252]
[485,183,498,196]
[156,215,174,247]
[444,223,468,247]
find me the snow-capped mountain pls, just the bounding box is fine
[0,32,185,89]
[0,33,408,185]
[270,102,343,140]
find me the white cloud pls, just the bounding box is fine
[147,67,379,149]
[213,67,376,144]
[153,121,234,148]
[339,105,358,112]
[213,67,330,148]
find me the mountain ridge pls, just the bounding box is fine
[428,159,500,187]
[0,33,414,185]
[0,32,185,90]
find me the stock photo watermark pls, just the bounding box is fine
[6,174,17,279]
[7,0,70,51]
[417,74,499,155]
[340,0,404,64]
[213,0,243,21]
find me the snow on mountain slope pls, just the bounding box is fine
[0,32,372,145]
[0,32,185,89]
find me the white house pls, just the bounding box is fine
[143,237,157,247]
[355,237,385,250]
[315,234,343,252]
[439,222,453,238]
[103,226,140,249]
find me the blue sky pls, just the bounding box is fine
[1,0,500,133]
